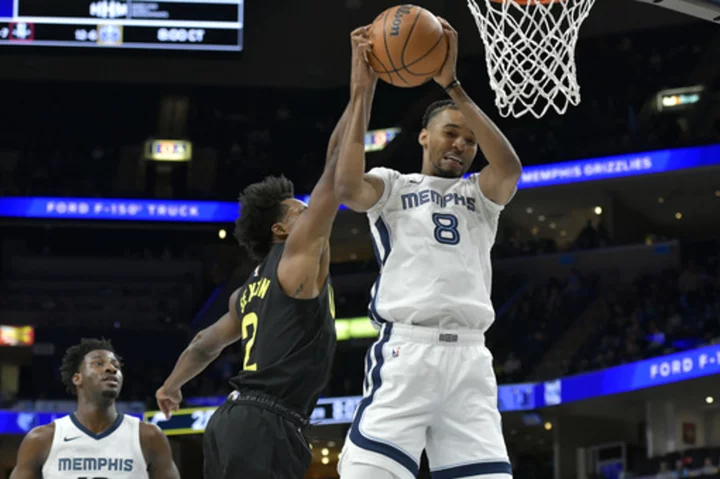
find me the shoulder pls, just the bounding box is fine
[24,423,55,444]
[463,172,506,216]
[19,423,55,457]
[229,287,242,311]
[366,166,401,182]
[138,422,168,452]
[139,421,164,442]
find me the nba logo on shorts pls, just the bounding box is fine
[391,346,400,358]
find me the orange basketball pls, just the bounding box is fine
[368,5,448,88]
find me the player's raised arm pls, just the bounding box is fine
[140,423,181,479]
[334,26,385,213]
[155,290,243,419]
[275,106,349,300]
[10,425,53,479]
[435,17,522,206]
[277,27,379,298]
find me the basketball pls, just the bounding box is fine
[368,5,448,88]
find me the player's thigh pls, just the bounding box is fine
[272,419,312,479]
[203,402,276,478]
[342,328,441,479]
[425,346,512,477]
[339,459,403,479]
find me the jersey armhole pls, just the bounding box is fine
[40,421,61,476]
[133,417,150,472]
[469,172,506,217]
[365,170,396,215]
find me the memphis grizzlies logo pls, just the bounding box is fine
[400,189,476,212]
[58,457,134,472]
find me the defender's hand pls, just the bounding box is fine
[155,385,182,420]
[433,17,459,90]
[349,25,377,91]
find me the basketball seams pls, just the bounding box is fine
[369,5,448,87]
[370,50,396,84]
[399,30,446,76]
[382,6,412,86]
[399,7,423,71]
[370,10,395,85]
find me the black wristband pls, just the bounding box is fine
[444,79,460,93]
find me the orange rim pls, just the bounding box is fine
[490,0,563,5]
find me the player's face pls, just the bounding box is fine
[74,350,123,400]
[273,198,308,239]
[419,108,478,178]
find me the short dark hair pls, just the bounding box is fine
[421,99,459,128]
[60,338,119,395]
[234,175,295,261]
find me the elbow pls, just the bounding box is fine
[334,170,359,202]
[187,331,219,360]
[335,181,359,204]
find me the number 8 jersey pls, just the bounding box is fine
[365,167,505,332]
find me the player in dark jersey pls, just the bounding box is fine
[154,38,377,478]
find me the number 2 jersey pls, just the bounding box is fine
[41,413,148,479]
[229,243,337,418]
[365,167,505,332]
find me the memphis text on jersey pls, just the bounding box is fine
[401,189,476,212]
[57,456,135,472]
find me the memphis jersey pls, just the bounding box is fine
[366,167,505,331]
[42,413,148,479]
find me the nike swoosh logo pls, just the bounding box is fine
[64,436,81,442]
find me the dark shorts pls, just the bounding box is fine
[203,400,312,479]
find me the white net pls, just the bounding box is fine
[467,0,597,119]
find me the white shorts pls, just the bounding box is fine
[338,323,512,479]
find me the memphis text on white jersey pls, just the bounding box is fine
[365,167,506,331]
[42,413,148,479]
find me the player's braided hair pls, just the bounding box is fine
[60,338,119,395]
[421,99,459,128]
[234,175,295,261]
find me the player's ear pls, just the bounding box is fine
[272,222,289,240]
[72,372,82,389]
[418,129,429,148]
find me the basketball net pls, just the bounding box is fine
[467,0,597,119]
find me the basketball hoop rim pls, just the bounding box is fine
[489,0,563,5]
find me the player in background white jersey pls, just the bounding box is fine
[336,20,522,479]
[10,338,179,479]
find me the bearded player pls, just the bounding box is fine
[336,19,522,479]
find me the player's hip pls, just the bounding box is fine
[204,398,312,470]
[360,323,496,397]
[370,300,496,331]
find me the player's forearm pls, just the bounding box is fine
[162,338,220,390]
[325,102,353,168]
[447,85,522,177]
[9,466,37,479]
[335,87,374,198]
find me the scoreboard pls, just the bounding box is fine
[0,0,243,51]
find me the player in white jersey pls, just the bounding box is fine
[335,21,522,479]
[10,338,179,479]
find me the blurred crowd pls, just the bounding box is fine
[0,24,719,202]
[568,254,720,376]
